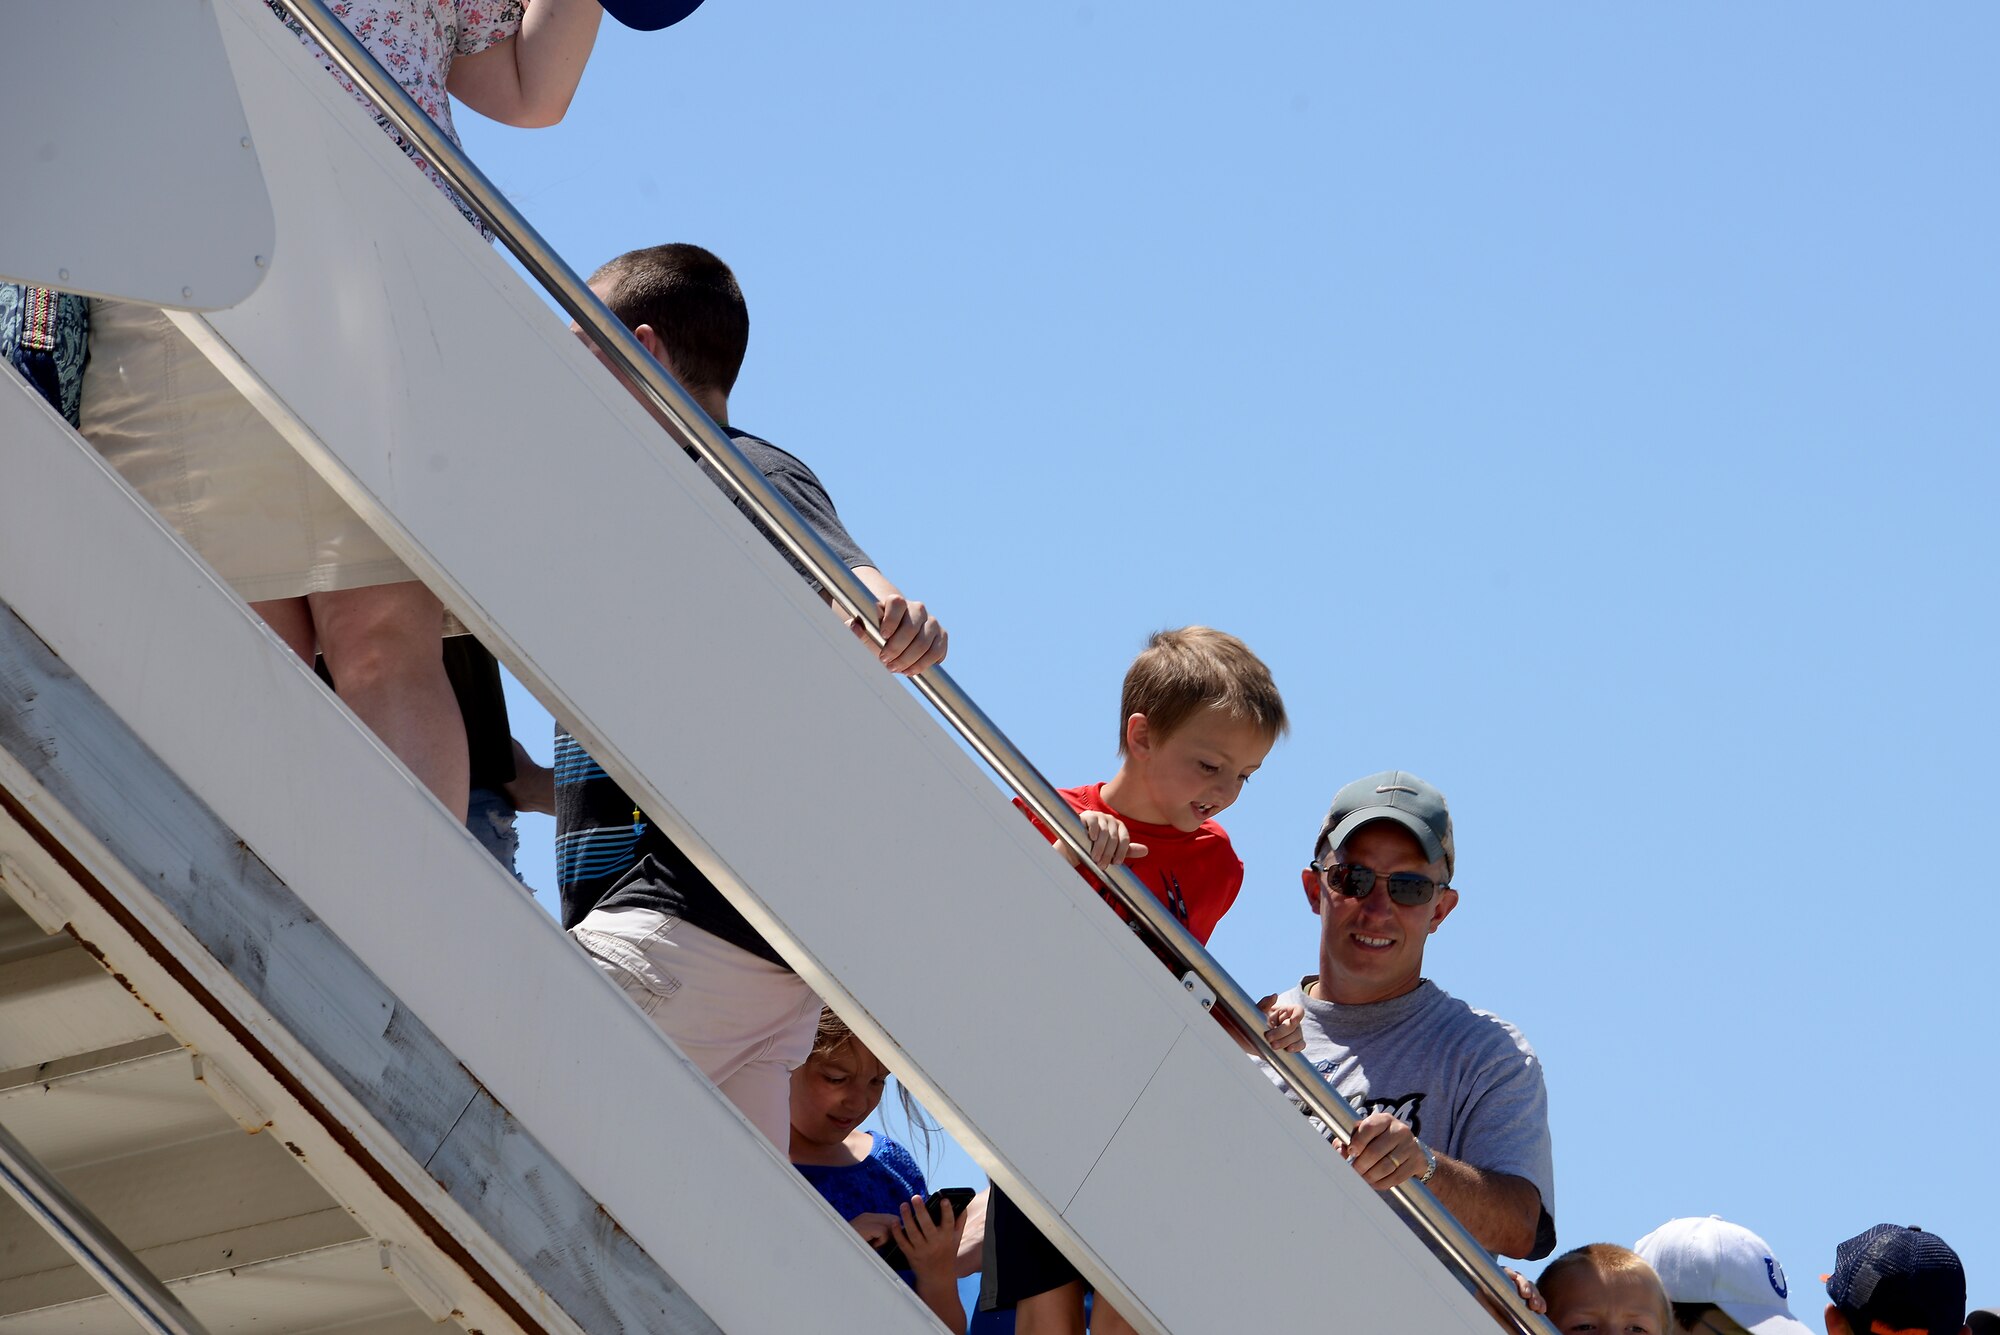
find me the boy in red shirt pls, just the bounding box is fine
[983,626,1291,1335]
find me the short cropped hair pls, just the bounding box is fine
[588,243,750,398]
[1118,627,1287,753]
[1540,1245,1673,1333]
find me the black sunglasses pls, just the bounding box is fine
[1313,862,1445,908]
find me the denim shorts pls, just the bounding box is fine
[466,786,523,883]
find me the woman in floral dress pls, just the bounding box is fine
[79,0,609,822]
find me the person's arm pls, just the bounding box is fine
[1424,1160,1543,1261]
[1343,1112,1545,1258]
[849,566,948,675]
[954,1189,988,1279]
[447,0,605,129]
[889,1197,967,1331]
[501,737,556,816]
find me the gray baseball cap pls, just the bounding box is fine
[1314,771,1455,879]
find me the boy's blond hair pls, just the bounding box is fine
[1538,1244,1673,1332]
[1118,627,1287,754]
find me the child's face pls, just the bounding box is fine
[1543,1267,1671,1335]
[1125,711,1274,831]
[788,1041,890,1149]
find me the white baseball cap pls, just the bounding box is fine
[1634,1216,1812,1335]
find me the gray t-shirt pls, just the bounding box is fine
[1265,978,1557,1260]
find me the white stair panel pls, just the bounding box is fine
[0,379,931,1334]
[0,894,430,1335]
[0,0,1548,1327]
[0,2,272,310]
[0,4,1528,1330]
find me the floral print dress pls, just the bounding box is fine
[271,0,525,228]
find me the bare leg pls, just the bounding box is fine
[250,595,317,665]
[1016,1283,1088,1335]
[1090,1296,1143,1335]
[310,581,467,821]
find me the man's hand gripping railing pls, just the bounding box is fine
[267,6,1557,1329]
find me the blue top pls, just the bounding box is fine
[796,1133,929,1222]
[796,1135,929,1286]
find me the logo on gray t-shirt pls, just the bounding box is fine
[1271,978,1558,1260]
[1349,1090,1426,1135]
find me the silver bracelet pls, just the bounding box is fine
[1416,1140,1438,1184]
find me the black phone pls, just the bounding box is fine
[871,1187,976,1271]
[924,1187,976,1222]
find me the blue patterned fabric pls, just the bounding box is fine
[796,1134,930,1222]
[0,284,88,426]
[795,1135,930,1285]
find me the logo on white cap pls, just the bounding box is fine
[1766,1256,1788,1299]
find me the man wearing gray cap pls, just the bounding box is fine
[1267,771,1556,1260]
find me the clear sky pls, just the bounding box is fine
[464,0,1996,1314]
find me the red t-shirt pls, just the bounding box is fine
[1016,782,1243,945]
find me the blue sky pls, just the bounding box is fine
[464,0,1996,1312]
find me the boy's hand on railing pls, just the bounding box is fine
[847,567,948,675]
[1072,809,1148,870]
[866,594,948,675]
[1257,993,1306,1052]
[1502,1269,1547,1314]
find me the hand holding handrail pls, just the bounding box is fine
[268,6,1555,1330]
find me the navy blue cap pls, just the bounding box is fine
[1824,1225,1965,1335]
[599,0,706,31]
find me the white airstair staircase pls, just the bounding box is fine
[0,4,1556,1332]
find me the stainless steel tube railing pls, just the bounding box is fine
[0,1118,213,1335]
[270,6,1553,1330]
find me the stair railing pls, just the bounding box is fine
[265,6,1554,1329]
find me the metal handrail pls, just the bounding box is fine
[0,1118,213,1335]
[269,6,1554,1331]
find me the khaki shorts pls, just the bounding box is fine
[80,299,414,603]
[571,908,820,1148]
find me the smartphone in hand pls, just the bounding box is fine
[871,1188,974,1271]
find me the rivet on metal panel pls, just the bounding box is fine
[57,269,69,283]
[1178,971,1217,1011]
[241,136,252,149]
[181,287,194,300]
[254,255,267,268]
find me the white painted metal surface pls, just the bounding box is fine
[0,3,272,311]
[0,901,456,1335]
[0,377,945,1334]
[0,5,1527,1333]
